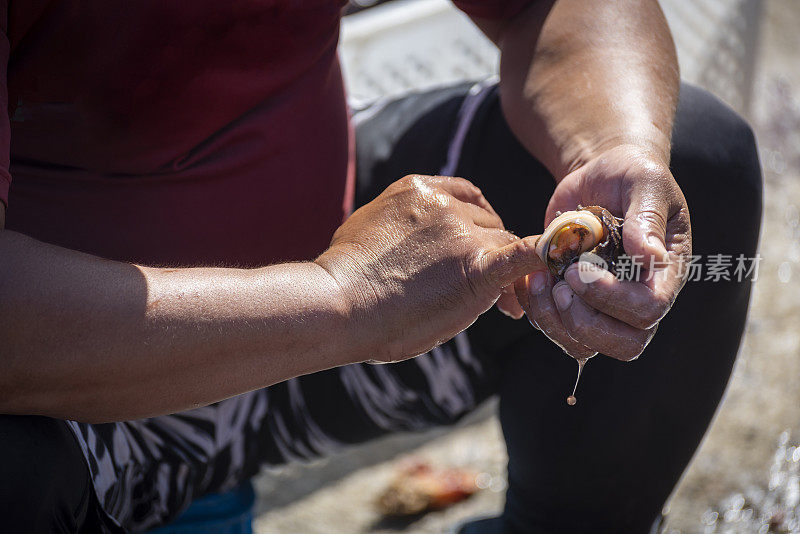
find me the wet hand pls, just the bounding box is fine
[316,175,545,363]
[516,145,692,361]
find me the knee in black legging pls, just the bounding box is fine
[499,84,763,534]
[671,83,762,255]
[0,415,92,533]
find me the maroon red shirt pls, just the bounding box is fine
[1,1,531,267]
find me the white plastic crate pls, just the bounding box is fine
[340,0,763,115]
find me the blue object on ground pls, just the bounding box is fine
[148,481,255,534]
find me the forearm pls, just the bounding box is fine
[492,0,679,178]
[0,228,353,423]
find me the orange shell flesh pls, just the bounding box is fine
[548,224,592,262]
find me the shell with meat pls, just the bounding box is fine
[534,205,623,278]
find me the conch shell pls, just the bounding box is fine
[535,205,623,278]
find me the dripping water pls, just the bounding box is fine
[566,357,588,406]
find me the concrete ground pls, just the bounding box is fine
[253,2,800,532]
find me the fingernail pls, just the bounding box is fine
[564,265,586,294]
[553,283,573,311]
[569,261,607,291]
[647,235,666,253]
[530,270,548,294]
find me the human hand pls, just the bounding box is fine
[515,145,692,361]
[316,175,544,363]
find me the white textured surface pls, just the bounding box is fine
[340,0,764,114]
[340,0,497,105]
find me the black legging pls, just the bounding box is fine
[353,81,762,533]
[0,82,761,533]
[0,414,101,532]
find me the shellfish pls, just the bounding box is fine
[535,205,623,278]
[533,205,624,406]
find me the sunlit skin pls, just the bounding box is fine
[0,177,545,422]
[486,0,689,362]
[0,0,688,422]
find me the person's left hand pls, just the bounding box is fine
[515,144,692,361]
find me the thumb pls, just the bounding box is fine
[478,236,547,291]
[623,192,671,266]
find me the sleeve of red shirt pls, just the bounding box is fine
[0,3,10,208]
[451,0,535,20]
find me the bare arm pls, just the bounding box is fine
[468,1,691,361]
[0,176,545,423]
[0,222,353,422]
[472,0,679,177]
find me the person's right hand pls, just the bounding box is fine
[315,175,545,363]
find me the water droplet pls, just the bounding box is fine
[770,150,787,174]
[723,509,740,523]
[778,262,792,283]
[489,476,507,493]
[789,242,800,263]
[475,472,492,489]
[566,358,588,406]
[786,204,799,227]
[701,510,719,525]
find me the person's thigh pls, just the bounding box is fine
[452,82,761,532]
